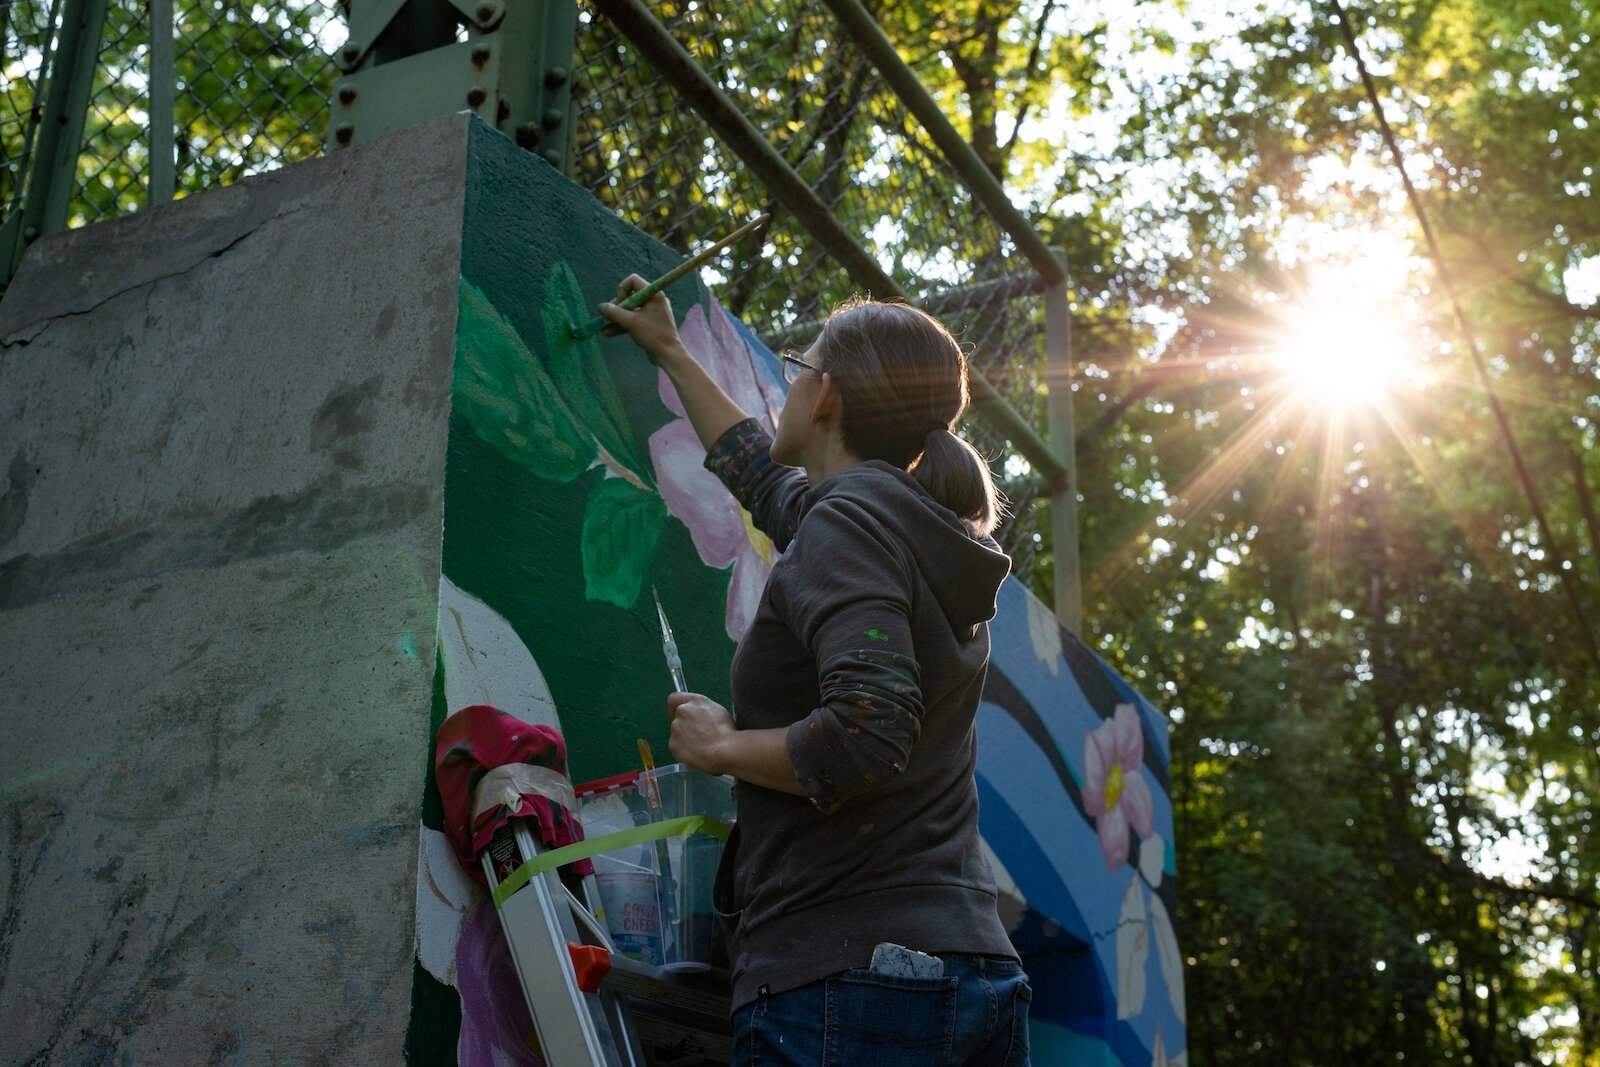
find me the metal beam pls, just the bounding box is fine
[333,0,579,173]
[37,0,107,232]
[1045,248,1081,632]
[592,0,1069,492]
[592,0,899,296]
[3,0,108,283]
[148,0,175,204]
[820,0,1066,288]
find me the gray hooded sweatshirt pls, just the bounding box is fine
[703,419,1018,1011]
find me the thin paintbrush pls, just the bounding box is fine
[651,585,687,693]
[568,212,772,340]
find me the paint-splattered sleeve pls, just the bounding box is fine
[776,498,924,814]
[703,417,812,551]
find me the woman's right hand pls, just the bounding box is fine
[598,274,685,364]
[600,273,751,450]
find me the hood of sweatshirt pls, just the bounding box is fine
[806,460,1012,634]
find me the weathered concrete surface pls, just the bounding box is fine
[0,114,471,1064]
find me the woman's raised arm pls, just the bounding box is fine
[599,274,748,449]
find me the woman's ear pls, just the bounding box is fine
[810,372,843,425]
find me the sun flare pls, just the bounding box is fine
[1273,246,1425,412]
[1280,305,1414,408]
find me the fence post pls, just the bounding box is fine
[149,0,175,204]
[1045,247,1081,632]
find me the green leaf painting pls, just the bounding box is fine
[455,268,680,613]
[580,477,667,609]
[454,279,596,481]
[540,263,651,486]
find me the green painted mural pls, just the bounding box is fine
[445,123,761,780]
[409,121,786,1062]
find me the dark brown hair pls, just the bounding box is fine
[815,298,1004,535]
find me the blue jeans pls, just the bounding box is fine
[729,953,1032,1066]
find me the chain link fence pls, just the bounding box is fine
[2,0,1055,575]
[1,0,342,227]
[1,0,59,220]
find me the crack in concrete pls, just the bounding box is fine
[0,170,342,349]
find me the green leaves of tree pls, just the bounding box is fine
[1049,2,1600,1061]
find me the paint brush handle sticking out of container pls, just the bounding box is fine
[637,739,662,809]
[570,212,772,340]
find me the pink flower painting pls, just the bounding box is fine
[456,894,543,1065]
[649,301,788,640]
[1083,703,1156,872]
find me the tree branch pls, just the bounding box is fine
[1575,446,1600,582]
[1454,227,1600,325]
[999,0,1063,161]
[1426,847,1600,911]
[1513,275,1600,322]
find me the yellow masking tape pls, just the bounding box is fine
[490,814,731,908]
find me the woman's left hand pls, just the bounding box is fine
[667,692,737,775]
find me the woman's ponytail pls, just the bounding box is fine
[815,299,1006,536]
[911,426,1003,537]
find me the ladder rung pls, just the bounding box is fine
[601,956,733,1019]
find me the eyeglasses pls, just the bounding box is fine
[781,350,822,384]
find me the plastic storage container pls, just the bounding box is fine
[574,764,735,972]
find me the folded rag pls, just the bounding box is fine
[435,704,592,884]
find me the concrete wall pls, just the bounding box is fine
[0,116,470,1064]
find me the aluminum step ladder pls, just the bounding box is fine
[481,822,732,1066]
[482,820,640,1066]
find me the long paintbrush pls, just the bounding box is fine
[568,212,772,340]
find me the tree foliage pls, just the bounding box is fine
[993,1,1599,1062]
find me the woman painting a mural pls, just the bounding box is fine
[599,277,1033,1066]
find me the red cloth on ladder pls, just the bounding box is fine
[435,704,592,885]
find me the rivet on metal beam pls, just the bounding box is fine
[339,42,362,69]
[334,123,354,145]
[541,149,562,166]
[545,67,569,88]
[515,123,542,148]
[541,108,564,129]
[337,85,356,106]
[473,1,502,26]
[23,225,39,241]
[497,98,511,122]
[467,87,488,108]
[471,43,491,67]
